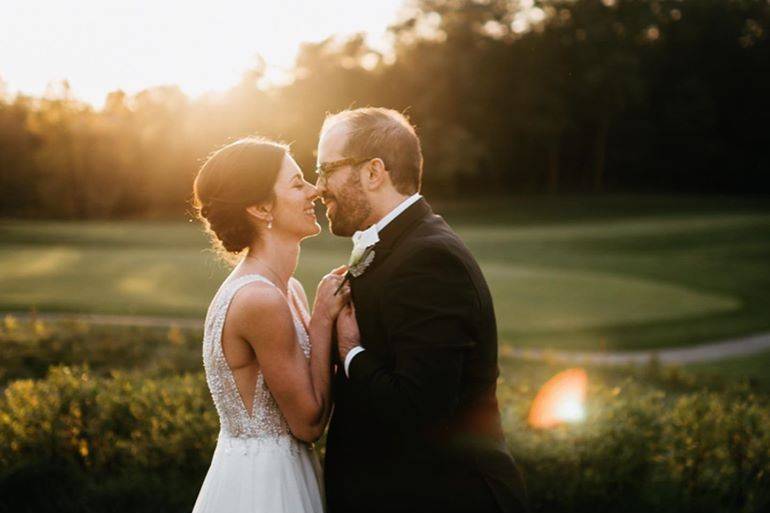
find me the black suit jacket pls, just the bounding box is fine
[324,198,528,513]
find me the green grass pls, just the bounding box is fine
[1,195,769,351]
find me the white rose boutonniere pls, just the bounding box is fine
[335,226,379,295]
[348,225,379,267]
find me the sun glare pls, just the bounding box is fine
[528,368,588,429]
[0,0,404,107]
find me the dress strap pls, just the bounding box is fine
[205,273,280,329]
[219,273,279,302]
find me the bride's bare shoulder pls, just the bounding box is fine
[228,281,293,335]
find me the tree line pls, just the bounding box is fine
[1,0,768,219]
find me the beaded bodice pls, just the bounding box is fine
[202,274,311,440]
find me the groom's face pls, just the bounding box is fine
[316,125,372,237]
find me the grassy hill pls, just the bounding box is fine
[1,195,769,351]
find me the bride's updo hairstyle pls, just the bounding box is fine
[193,137,288,258]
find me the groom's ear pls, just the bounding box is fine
[363,158,389,191]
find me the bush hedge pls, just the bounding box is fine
[0,315,201,386]
[1,363,768,513]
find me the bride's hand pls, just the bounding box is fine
[312,265,350,324]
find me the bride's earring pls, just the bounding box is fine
[267,217,273,230]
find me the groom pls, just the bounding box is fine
[316,108,528,513]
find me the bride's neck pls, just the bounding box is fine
[244,232,299,290]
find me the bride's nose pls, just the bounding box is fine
[308,183,319,201]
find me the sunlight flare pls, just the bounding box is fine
[0,0,404,106]
[528,368,587,428]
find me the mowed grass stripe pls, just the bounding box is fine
[1,200,768,351]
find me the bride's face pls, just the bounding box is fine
[270,154,321,240]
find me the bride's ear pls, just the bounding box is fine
[246,204,272,224]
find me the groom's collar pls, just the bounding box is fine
[374,193,422,233]
[374,196,432,251]
[349,193,422,252]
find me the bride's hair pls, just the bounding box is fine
[193,136,288,259]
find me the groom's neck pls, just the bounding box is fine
[369,191,411,225]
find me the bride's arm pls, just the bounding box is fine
[290,276,337,435]
[231,273,347,442]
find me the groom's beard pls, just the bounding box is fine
[324,174,371,237]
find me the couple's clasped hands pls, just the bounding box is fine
[313,265,361,363]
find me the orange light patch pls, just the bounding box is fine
[528,368,587,429]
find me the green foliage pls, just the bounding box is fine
[503,377,770,512]
[0,314,768,511]
[0,316,202,386]
[0,363,768,512]
[0,366,216,513]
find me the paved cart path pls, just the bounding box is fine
[502,332,770,365]
[4,311,770,365]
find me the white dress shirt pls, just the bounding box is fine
[343,193,422,377]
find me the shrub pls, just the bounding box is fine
[0,363,768,512]
[0,366,216,513]
[0,316,202,385]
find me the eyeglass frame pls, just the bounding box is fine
[315,156,378,183]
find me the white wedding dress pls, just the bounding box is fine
[192,273,325,513]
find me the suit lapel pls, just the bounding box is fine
[376,198,431,251]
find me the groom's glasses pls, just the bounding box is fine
[315,156,375,184]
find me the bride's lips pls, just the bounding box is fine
[304,205,317,221]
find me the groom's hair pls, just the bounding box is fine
[321,107,423,195]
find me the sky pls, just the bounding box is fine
[0,0,406,107]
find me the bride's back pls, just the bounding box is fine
[219,285,262,416]
[202,273,309,441]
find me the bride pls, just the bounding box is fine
[190,137,348,513]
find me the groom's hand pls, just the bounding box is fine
[336,303,361,362]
